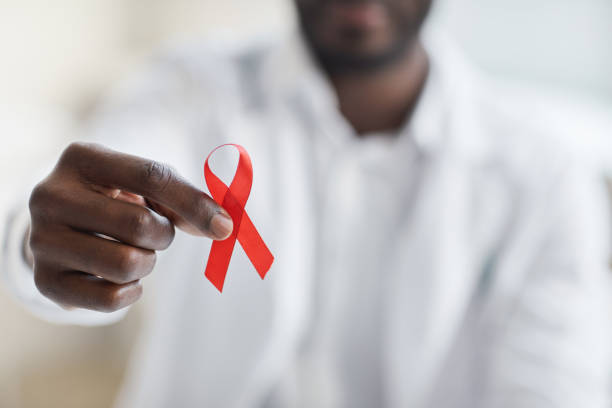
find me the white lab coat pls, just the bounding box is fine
[2,27,611,407]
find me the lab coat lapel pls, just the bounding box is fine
[384,32,491,407]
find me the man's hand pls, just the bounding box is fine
[27,142,233,312]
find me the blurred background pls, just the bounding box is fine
[0,0,610,407]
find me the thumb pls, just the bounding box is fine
[147,199,232,239]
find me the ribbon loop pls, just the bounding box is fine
[203,144,274,292]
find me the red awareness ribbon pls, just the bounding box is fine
[203,144,274,292]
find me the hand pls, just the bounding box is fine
[27,142,233,312]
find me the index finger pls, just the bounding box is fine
[63,142,233,240]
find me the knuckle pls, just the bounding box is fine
[33,267,55,300]
[127,211,153,243]
[59,142,104,178]
[29,181,70,223]
[29,182,53,214]
[129,251,156,281]
[141,161,174,193]
[59,142,93,165]
[115,247,143,281]
[32,268,46,293]
[28,182,74,227]
[159,225,176,250]
[100,284,142,313]
[100,288,125,312]
[28,230,45,255]
[143,251,157,275]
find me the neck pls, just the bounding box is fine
[328,40,429,136]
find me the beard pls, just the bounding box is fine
[297,0,432,74]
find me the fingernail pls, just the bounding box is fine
[210,212,233,240]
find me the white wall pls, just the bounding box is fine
[433,0,612,100]
[432,0,612,169]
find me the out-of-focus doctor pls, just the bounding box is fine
[2,0,611,407]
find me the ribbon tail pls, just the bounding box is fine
[204,238,238,292]
[237,212,274,279]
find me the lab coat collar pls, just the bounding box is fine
[260,25,491,163]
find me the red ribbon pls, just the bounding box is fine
[203,144,274,292]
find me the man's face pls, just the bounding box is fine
[295,0,433,73]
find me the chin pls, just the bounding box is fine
[297,0,430,73]
[302,25,413,73]
[310,40,414,74]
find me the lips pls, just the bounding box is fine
[326,1,389,30]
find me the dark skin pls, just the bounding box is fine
[296,0,432,133]
[331,42,428,134]
[27,143,234,311]
[27,0,432,312]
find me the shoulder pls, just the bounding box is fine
[429,39,597,243]
[424,30,577,193]
[148,36,278,96]
[472,78,609,250]
[464,73,580,198]
[102,35,281,111]
[484,89,567,173]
